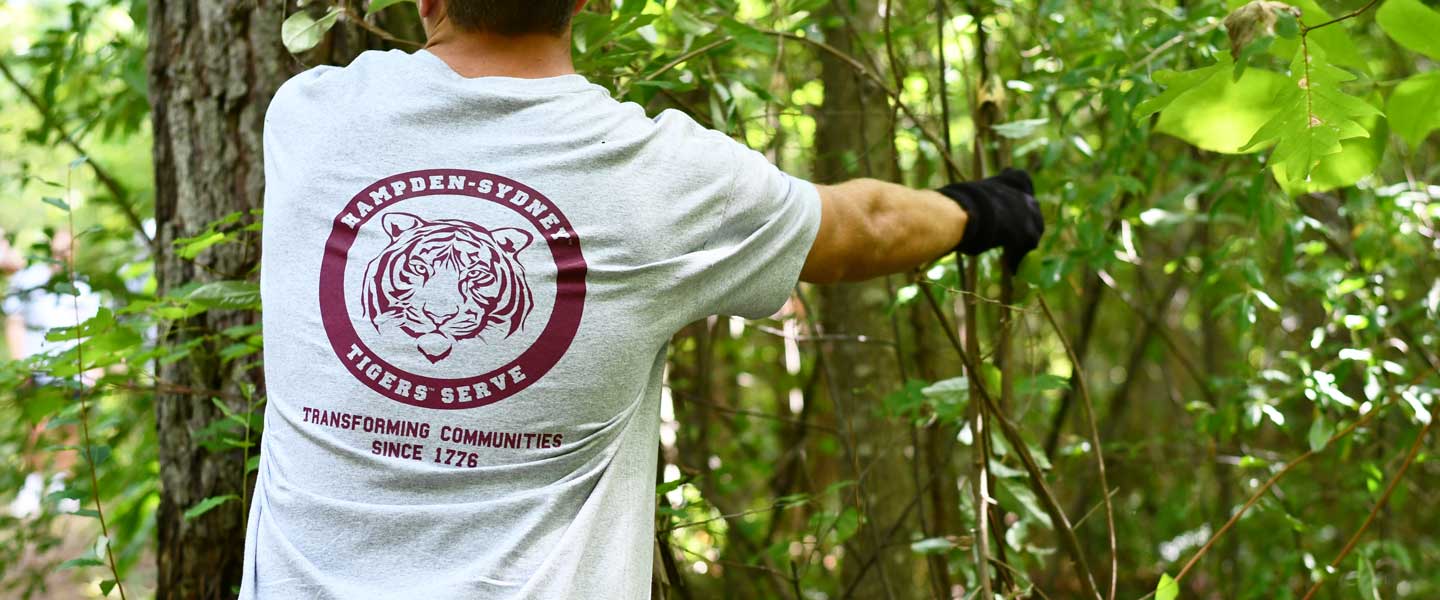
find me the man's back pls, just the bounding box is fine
[245,48,820,599]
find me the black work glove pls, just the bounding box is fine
[937,168,1044,274]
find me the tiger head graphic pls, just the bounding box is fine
[360,212,535,363]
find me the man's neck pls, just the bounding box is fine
[423,27,576,79]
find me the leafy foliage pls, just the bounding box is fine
[1,0,1438,598]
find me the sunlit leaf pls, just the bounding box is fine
[1156,573,1179,600]
[56,557,104,571]
[186,280,261,310]
[1376,0,1440,61]
[1386,71,1440,147]
[282,8,341,54]
[1308,414,1333,451]
[1241,44,1380,182]
[910,537,955,554]
[42,196,71,212]
[1152,54,1290,153]
[991,118,1049,139]
[365,0,414,17]
[183,494,239,521]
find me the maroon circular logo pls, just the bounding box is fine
[319,169,586,409]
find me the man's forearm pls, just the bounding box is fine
[802,178,968,283]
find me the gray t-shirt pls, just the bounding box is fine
[242,49,821,599]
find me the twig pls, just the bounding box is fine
[60,165,128,600]
[920,285,1103,600]
[1171,399,1386,585]
[670,392,841,433]
[1130,21,1222,72]
[641,37,734,82]
[1300,414,1433,599]
[934,0,957,181]
[1095,270,1210,396]
[795,288,897,599]
[0,59,152,248]
[761,30,967,178]
[341,5,423,47]
[1038,296,1117,600]
[1299,0,1382,33]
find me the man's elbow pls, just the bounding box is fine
[799,258,849,285]
[801,181,890,285]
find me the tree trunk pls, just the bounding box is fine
[147,1,290,597]
[814,4,926,598]
[146,2,417,596]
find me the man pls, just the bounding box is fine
[243,0,1042,597]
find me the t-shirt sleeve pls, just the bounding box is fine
[688,135,822,320]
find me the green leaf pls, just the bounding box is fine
[176,231,227,260]
[1275,11,1299,38]
[56,557,104,570]
[1000,478,1052,528]
[1386,71,1440,147]
[45,308,116,342]
[1156,573,1179,600]
[282,8,341,54]
[1135,62,1224,119]
[1017,373,1071,396]
[832,507,860,543]
[42,196,71,212]
[910,537,955,554]
[1270,100,1386,195]
[1240,44,1380,182]
[365,0,414,17]
[1152,54,1290,153]
[100,579,117,596]
[86,444,111,466]
[186,280,261,310]
[991,118,1049,139]
[184,494,239,521]
[1377,0,1440,61]
[1308,414,1333,451]
[1357,555,1380,600]
[655,477,686,496]
[920,377,970,417]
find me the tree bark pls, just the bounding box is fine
[147,1,290,597]
[146,2,416,596]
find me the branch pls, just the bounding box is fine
[640,36,735,82]
[761,30,968,179]
[60,170,128,600]
[920,285,1103,600]
[1300,414,1433,600]
[1038,296,1118,600]
[342,6,424,47]
[0,59,153,247]
[1299,0,1382,33]
[1171,399,1386,586]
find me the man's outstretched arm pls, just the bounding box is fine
[800,169,1043,283]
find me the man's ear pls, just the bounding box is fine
[418,0,440,19]
[573,0,589,16]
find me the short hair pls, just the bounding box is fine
[444,0,576,35]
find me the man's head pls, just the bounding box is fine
[418,0,589,37]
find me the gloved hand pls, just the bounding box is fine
[937,168,1044,273]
